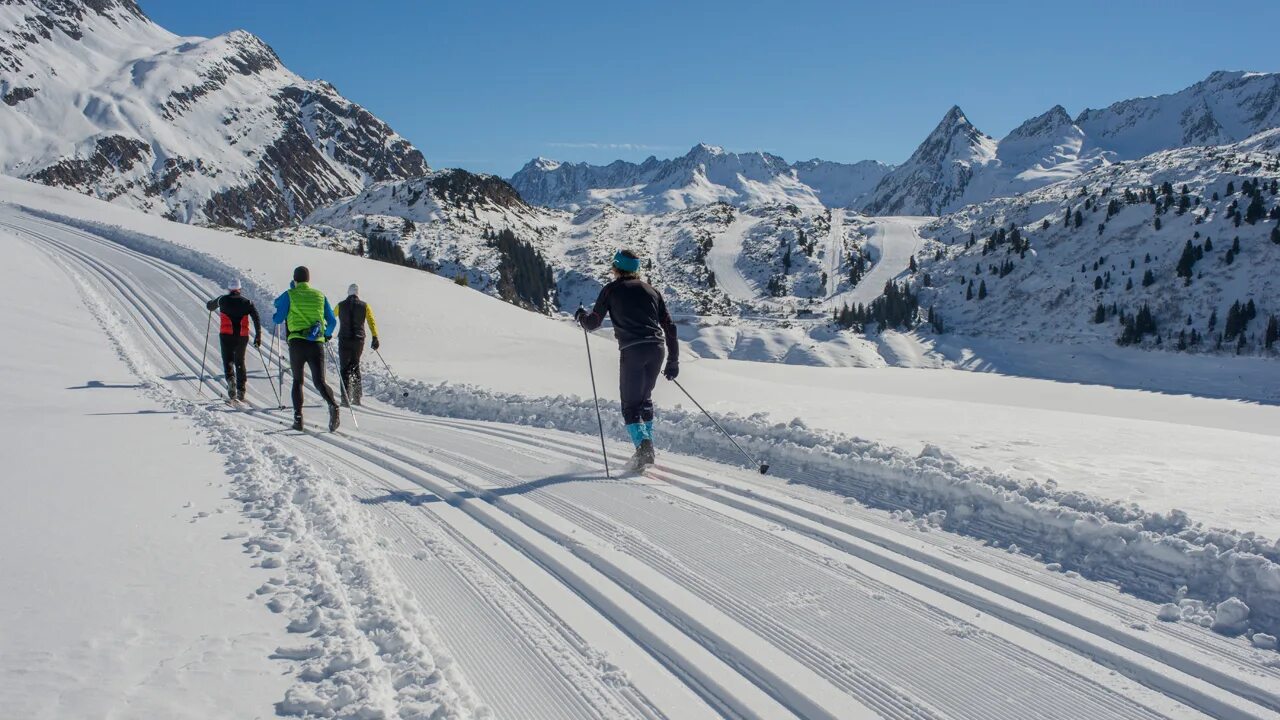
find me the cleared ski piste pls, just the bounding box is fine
[4,176,1280,719]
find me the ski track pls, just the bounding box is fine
[8,207,1280,719]
[706,212,764,303]
[824,209,844,299]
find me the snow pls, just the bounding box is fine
[0,236,292,719]
[6,175,1280,718]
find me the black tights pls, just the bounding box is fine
[288,339,337,416]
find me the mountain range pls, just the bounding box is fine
[508,144,891,213]
[514,71,1280,217]
[0,0,427,229]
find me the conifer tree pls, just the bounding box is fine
[1265,315,1278,350]
[978,280,987,300]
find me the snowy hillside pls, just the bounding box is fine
[911,129,1280,355]
[508,143,891,212]
[6,174,1280,719]
[0,0,426,228]
[862,71,1280,216]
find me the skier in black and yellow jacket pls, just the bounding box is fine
[335,283,380,407]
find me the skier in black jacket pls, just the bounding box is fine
[575,249,679,469]
[205,278,261,401]
[334,283,380,407]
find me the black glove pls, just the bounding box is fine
[371,336,380,351]
[253,335,261,348]
[663,363,679,381]
[573,308,587,325]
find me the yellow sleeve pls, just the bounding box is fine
[365,304,379,338]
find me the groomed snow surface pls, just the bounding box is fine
[4,177,1280,719]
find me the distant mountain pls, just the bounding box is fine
[509,143,890,213]
[862,71,1280,216]
[0,0,427,228]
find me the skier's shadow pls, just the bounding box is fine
[360,471,598,506]
[67,379,145,390]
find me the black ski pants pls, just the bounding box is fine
[288,338,338,417]
[219,334,249,392]
[619,342,664,424]
[338,337,364,401]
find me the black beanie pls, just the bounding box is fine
[293,266,310,283]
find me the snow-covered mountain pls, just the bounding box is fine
[508,143,890,213]
[1076,70,1280,160]
[859,106,998,216]
[0,0,427,228]
[862,71,1280,216]
[910,129,1280,353]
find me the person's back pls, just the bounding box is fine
[273,266,339,431]
[205,280,260,401]
[334,284,379,406]
[593,277,670,349]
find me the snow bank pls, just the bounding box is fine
[364,372,1280,639]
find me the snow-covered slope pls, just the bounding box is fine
[0,0,427,228]
[7,176,1280,720]
[863,71,1280,216]
[509,143,891,212]
[913,129,1280,354]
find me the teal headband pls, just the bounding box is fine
[613,251,641,273]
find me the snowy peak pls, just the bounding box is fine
[860,105,997,216]
[1004,105,1073,143]
[863,71,1280,216]
[1075,70,1280,159]
[0,0,428,228]
[509,142,890,213]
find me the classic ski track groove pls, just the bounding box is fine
[350,417,1228,717]
[10,211,1279,719]
[377,412,1280,720]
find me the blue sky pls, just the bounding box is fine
[143,0,1280,177]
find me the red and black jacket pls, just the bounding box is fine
[206,292,262,338]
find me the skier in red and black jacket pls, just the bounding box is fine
[206,278,261,401]
[575,249,679,469]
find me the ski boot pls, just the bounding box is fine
[291,415,304,432]
[328,404,341,432]
[626,440,655,471]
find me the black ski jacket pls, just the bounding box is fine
[580,277,679,358]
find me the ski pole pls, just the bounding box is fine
[672,378,770,474]
[374,349,409,397]
[255,337,283,409]
[197,310,212,396]
[276,326,291,410]
[579,309,611,479]
[325,341,359,429]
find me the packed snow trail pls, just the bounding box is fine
[8,207,1280,719]
[705,211,764,302]
[829,216,929,309]
[824,209,846,298]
